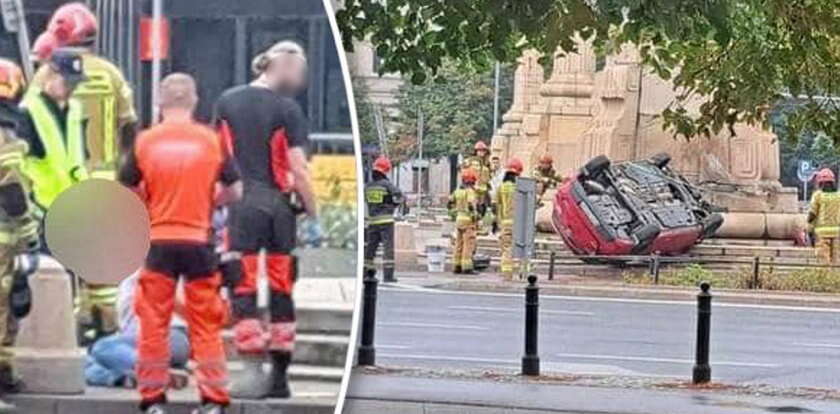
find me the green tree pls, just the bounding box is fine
[352,77,379,146]
[386,62,513,161]
[337,1,840,143]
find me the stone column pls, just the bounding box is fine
[491,50,543,162]
[15,256,85,394]
[533,38,597,175]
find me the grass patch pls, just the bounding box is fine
[624,263,840,293]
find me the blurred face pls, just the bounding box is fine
[45,76,73,101]
[477,148,488,158]
[266,57,307,95]
[491,158,500,168]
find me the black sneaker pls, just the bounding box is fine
[145,404,167,414]
[268,352,292,399]
[192,403,225,414]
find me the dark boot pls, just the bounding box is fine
[0,364,23,394]
[268,351,291,398]
[453,265,462,274]
[383,268,398,283]
[462,268,476,275]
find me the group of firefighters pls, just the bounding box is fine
[0,3,319,414]
[364,140,564,282]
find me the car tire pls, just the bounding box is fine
[701,213,724,239]
[581,155,611,179]
[631,223,661,253]
[650,153,671,169]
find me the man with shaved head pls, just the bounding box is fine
[119,73,242,414]
[214,39,317,399]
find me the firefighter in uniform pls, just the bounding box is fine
[31,2,138,342]
[809,168,840,264]
[119,73,241,414]
[0,59,40,400]
[215,41,319,399]
[465,141,492,215]
[494,158,522,280]
[449,168,479,274]
[532,154,563,203]
[364,156,403,283]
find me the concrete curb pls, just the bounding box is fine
[424,279,840,308]
[8,394,335,414]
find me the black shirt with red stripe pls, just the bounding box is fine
[213,85,309,191]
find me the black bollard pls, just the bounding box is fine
[522,275,540,376]
[692,281,712,384]
[751,257,760,289]
[358,271,379,366]
[548,251,556,281]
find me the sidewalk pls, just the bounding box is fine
[389,270,840,308]
[344,370,840,414]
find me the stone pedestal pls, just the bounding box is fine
[15,255,85,394]
[394,222,418,270]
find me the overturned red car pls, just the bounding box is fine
[552,153,724,262]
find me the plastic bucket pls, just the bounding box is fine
[426,245,446,273]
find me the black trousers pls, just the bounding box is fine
[228,184,297,321]
[364,222,395,280]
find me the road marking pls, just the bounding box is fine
[378,344,413,350]
[792,342,840,349]
[382,285,840,314]
[555,353,778,368]
[379,322,488,331]
[448,305,594,316]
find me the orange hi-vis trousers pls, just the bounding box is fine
[232,253,296,353]
[135,269,229,407]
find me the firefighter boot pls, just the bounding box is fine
[268,351,292,398]
[453,266,462,274]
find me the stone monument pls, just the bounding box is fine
[493,42,803,238]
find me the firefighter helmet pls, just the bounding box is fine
[474,141,488,152]
[48,3,98,46]
[372,156,392,174]
[506,158,524,175]
[816,168,836,185]
[539,154,553,165]
[461,168,478,184]
[0,59,25,101]
[32,32,59,62]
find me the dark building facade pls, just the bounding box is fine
[1,0,351,132]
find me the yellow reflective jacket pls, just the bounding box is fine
[495,180,516,228]
[21,89,89,209]
[449,187,478,228]
[810,190,840,237]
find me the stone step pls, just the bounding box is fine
[223,331,349,368]
[227,361,344,382]
[296,303,353,334]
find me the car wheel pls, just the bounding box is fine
[581,155,611,179]
[631,223,661,253]
[650,153,671,169]
[701,213,724,239]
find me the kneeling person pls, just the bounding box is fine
[119,73,242,414]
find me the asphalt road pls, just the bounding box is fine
[374,284,840,389]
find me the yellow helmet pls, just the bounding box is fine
[0,59,25,101]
